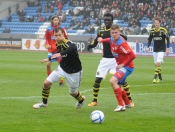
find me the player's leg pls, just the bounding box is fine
[110,73,127,112]
[33,69,60,109]
[122,81,134,107]
[88,77,103,106]
[57,57,64,86]
[152,52,159,83]
[156,52,164,82]
[88,58,111,106]
[66,70,85,109]
[46,61,52,76]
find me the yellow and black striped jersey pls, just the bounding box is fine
[148,27,170,52]
[56,38,82,73]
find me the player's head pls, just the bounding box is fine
[154,18,161,29]
[53,27,65,42]
[51,15,60,26]
[103,12,113,28]
[110,24,121,40]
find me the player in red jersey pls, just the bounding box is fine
[98,24,136,112]
[45,15,68,86]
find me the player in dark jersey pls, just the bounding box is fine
[33,27,85,109]
[87,12,134,107]
[146,18,170,83]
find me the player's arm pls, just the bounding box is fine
[51,41,77,59]
[62,28,68,39]
[87,28,100,51]
[146,30,153,52]
[120,42,136,66]
[44,29,51,49]
[120,34,127,41]
[98,37,110,43]
[164,29,170,55]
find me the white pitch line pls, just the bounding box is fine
[0,83,175,100]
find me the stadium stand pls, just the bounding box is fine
[0,0,175,36]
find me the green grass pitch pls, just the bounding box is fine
[0,50,175,132]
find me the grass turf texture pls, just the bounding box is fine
[0,50,175,132]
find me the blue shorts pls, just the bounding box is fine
[114,66,134,85]
[47,52,57,62]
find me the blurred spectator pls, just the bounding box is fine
[44,5,48,13]
[84,25,95,34]
[0,20,2,27]
[134,25,141,35]
[50,6,54,13]
[8,6,11,15]
[3,27,11,33]
[87,35,94,45]
[37,5,42,13]
[72,22,81,30]
[61,12,66,23]
[69,16,77,28]
[166,26,174,37]
[141,27,148,35]
[68,8,74,16]
[7,14,12,22]
[57,1,63,10]
[94,18,101,26]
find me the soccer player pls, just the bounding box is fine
[33,27,85,109]
[45,15,68,86]
[87,12,134,107]
[97,24,136,112]
[146,18,170,83]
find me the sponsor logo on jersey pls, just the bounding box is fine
[62,54,67,57]
[153,37,162,40]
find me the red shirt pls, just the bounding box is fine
[45,25,68,52]
[102,36,135,68]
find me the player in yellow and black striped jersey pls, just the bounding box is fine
[146,18,170,83]
[87,12,134,107]
[33,27,85,109]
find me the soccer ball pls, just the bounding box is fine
[90,110,104,124]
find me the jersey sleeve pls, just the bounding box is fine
[163,28,170,48]
[44,29,50,45]
[120,42,132,54]
[91,27,101,47]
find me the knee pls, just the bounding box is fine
[43,80,52,89]
[70,91,77,97]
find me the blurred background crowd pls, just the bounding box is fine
[2,0,175,36]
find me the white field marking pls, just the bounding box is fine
[0,83,175,100]
[0,93,174,100]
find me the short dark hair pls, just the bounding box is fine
[103,12,113,21]
[53,27,64,33]
[154,18,161,23]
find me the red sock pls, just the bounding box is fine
[122,90,130,105]
[47,70,51,76]
[114,88,124,106]
[60,79,64,83]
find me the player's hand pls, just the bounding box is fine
[97,37,103,43]
[40,58,49,64]
[166,48,170,56]
[87,45,94,51]
[46,44,51,49]
[116,64,124,70]
[51,53,61,59]
[146,47,149,52]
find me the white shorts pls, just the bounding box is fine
[46,66,82,94]
[153,52,164,64]
[96,57,117,79]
